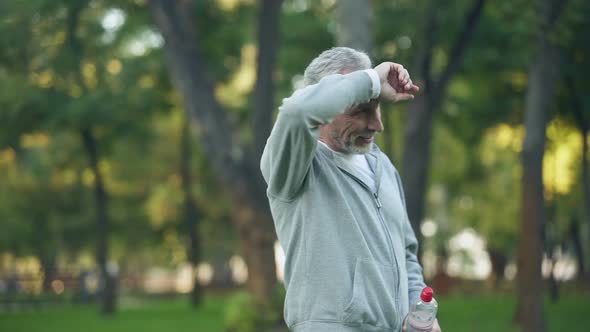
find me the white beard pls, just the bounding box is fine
[344,134,373,154]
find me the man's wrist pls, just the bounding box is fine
[363,69,381,99]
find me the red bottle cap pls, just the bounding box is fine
[420,287,434,302]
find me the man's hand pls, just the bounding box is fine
[374,62,420,102]
[431,319,442,332]
[402,317,442,332]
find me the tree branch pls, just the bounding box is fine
[545,0,569,34]
[251,0,283,164]
[148,0,238,178]
[412,1,437,93]
[434,0,486,99]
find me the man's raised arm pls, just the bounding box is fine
[260,70,378,200]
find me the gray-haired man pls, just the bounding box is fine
[261,47,441,332]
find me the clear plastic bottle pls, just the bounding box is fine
[406,286,438,332]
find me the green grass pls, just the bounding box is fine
[1,292,590,332]
[0,296,226,332]
[438,292,590,332]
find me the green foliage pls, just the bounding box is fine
[224,285,286,332]
[0,0,179,272]
[192,1,256,81]
[224,291,260,332]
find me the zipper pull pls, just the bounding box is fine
[373,193,382,208]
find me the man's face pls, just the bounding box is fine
[321,99,384,154]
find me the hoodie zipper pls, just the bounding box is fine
[337,167,402,328]
[372,191,402,328]
[372,192,399,274]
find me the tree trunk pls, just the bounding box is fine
[335,0,373,52]
[81,128,116,315]
[244,0,283,305]
[40,253,57,293]
[514,0,566,329]
[252,0,283,161]
[233,202,278,306]
[180,114,202,308]
[38,240,57,294]
[488,247,508,288]
[583,125,590,245]
[545,190,559,303]
[402,96,435,251]
[65,1,116,315]
[581,121,590,277]
[567,74,590,276]
[548,254,560,303]
[401,0,486,259]
[583,126,590,259]
[148,0,281,305]
[545,206,560,303]
[31,213,56,293]
[570,218,585,276]
[517,124,548,331]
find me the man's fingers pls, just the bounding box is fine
[396,93,415,101]
[402,83,419,94]
[399,69,409,84]
[395,68,415,92]
[407,84,420,93]
[392,64,406,81]
[405,79,412,91]
[391,63,404,73]
[398,69,407,81]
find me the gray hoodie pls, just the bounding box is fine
[261,70,425,332]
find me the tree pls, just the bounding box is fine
[515,0,568,329]
[400,0,486,256]
[67,2,116,314]
[148,0,283,305]
[179,111,203,307]
[568,78,589,276]
[0,0,170,314]
[562,0,590,277]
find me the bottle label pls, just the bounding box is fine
[408,311,434,331]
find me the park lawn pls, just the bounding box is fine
[439,292,590,332]
[1,292,590,332]
[0,295,226,332]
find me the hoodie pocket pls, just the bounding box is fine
[342,259,400,329]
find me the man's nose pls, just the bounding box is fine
[368,111,384,132]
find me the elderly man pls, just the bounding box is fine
[261,47,441,332]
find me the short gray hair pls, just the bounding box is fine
[303,47,372,86]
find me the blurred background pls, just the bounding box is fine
[0,0,589,331]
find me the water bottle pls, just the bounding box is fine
[406,286,438,332]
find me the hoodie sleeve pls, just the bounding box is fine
[260,70,379,201]
[404,214,427,306]
[394,169,427,306]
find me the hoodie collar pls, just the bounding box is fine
[317,142,383,193]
